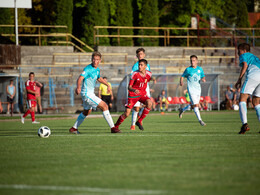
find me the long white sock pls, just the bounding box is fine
[132,110,138,126]
[183,104,191,112]
[73,112,86,129]
[255,104,260,122]
[194,106,202,121]
[103,110,115,128]
[239,101,247,124]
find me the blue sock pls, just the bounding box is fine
[73,112,86,129]
[255,104,260,122]
[183,104,191,112]
[239,102,247,124]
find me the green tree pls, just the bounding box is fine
[111,0,133,46]
[0,8,13,35]
[73,0,110,47]
[138,0,159,46]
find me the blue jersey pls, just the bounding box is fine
[182,66,205,95]
[239,52,260,81]
[80,64,100,95]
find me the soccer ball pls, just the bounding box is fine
[38,126,51,138]
[233,104,239,111]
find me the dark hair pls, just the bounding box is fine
[29,72,34,76]
[238,43,250,52]
[190,55,198,60]
[92,51,102,59]
[103,77,107,79]
[139,59,148,65]
[136,48,145,55]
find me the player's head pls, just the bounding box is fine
[238,43,250,56]
[190,55,198,67]
[136,48,146,60]
[161,90,165,95]
[103,76,107,81]
[92,51,102,67]
[29,72,35,80]
[138,59,147,72]
[10,80,14,84]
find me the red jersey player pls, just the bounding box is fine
[21,72,42,124]
[115,59,152,130]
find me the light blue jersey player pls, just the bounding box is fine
[179,55,206,126]
[69,52,121,134]
[235,43,260,134]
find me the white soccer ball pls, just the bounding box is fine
[38,126,51,138]
[233,104,239,111]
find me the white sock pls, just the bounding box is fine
[255,104,260,122]
[103,110,115,128]
[73,112,86,129]
[139,107,144,116]
[183,104,191,112]
[239,102,247,124]
[132,110,138,126]
[194,106,202,121]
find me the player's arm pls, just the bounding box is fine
[235,62,248,89]
[6,86,11,96]
[35,81,43,88]
[76,75,84,95]
[180,76,184,86]
[13,86,16,98]
[110,85,114,100]
[98,85,102,98]
[128,84,139,94]
[201,77,206,82]
[97,77,111,94]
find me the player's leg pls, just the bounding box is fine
[70,109,92,134]
[136,97,152,130]
[179,104,191,118]
[190,93,206,126]
[131,101,140,130]
[11,101,14,116]
[115,107,132,128]
[252,84,260,125]
[7,98,10,114]
[31,102,39,124]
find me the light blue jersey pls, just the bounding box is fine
[182,66,205,95]
[80,64,100,95]
[239,52,260,81]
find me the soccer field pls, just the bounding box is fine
[0,111,259,195]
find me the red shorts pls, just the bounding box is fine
[126,94,150,109]
[27,99,37,108]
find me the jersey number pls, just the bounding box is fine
[139,82,144,88]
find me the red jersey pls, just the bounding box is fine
[25,80,36,100]
[128,70,152,97]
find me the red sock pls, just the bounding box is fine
[30,111,35,122]
[138,108,150,123]
[23,110,31,118]
[115,115,126,128]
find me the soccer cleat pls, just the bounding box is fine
[238,123,250,134]
[21,115,24,124]
[199,120,206,126]
[130,125,135,130]
[69,127,80,134]
[178,108,183,118]
[32,121,40,124]
[111,127,121,133]
[136,121,144,130]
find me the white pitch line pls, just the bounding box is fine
[0,133,258,138]
[0,184,165,195]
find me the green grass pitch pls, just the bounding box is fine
[0,111,259,195]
